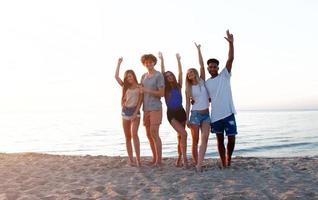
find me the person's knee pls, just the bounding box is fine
[132,131,139,139]
[150,125,159,135]
[201,137,209,145]
[228,136,236,143]
[146,131,152,139]
[125,134,132,141]
[179,132,188,141]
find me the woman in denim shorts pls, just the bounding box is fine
[185,43,211,172]
[115,57,142,167]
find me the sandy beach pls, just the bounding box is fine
[0,153,317,200]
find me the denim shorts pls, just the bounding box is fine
[189,110,211,125]
[122,106,140,120]
[211,114,237,136]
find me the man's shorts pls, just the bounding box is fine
[143,110,162,126]
[211,114,237,136]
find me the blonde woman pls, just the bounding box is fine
[115,57,142,167]
[185,43,210,172]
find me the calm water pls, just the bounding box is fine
[1,110,317,158]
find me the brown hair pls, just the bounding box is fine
[141,54,157,65]
[163,71,181,101]
[122,70,138,106]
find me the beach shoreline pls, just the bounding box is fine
[0,153,317,199]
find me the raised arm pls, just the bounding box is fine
[114,57,124,86]
[158,51,165,74]
[176,53,183,87]
[195,42,205,80]
[224,30,234,73]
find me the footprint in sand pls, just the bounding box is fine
[94,186,105,193]
[71,188,85,195]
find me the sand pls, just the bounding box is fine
[0,153,317,200]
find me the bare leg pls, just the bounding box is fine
[226,136,236,167]
[170,119,188,168]
[131,117,141,167]
[190,125,199,166]
[176,134,182,167]
[150,124,162,166]
[196,122,210,172]
[145,125,156,164]
[122,119,134,165]
[216,133,226,168]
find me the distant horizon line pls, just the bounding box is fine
[1,108,318,114]
[237,108,318,112]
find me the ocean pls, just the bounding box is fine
[1,110,317,158]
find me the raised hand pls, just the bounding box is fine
[159,51,165,73]
[194,42,201,49]
[224,29,234,43]
[225,29,234,73]
[115,57,124,86]
[158,52,163,60]
[118,57,123,65]
[176,53,181,60]
[195,42,205,80]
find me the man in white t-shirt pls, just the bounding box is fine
[205,30,237,168]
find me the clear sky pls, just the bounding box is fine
[0,0,318,113]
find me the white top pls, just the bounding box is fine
[191,81,210,111]
[205,68,236,123]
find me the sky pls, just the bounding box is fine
[0,0,318,114]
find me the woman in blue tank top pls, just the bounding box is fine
[159,52,189,168]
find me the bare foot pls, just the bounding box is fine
[128,160,136,167]
[182,162,190,169]
[217,160,226,170]
[146,159,156,166]
[136,160,142,167]
[195,165,203,173]
[175,157,182,167]
[226,156,231,167]
[152,162,164,168]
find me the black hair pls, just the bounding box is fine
[207,58,219,66]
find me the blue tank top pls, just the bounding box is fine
[165,88,182,109]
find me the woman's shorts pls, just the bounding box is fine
[167,107,187,124]
[122,106,140,120]
[189,110,211,125]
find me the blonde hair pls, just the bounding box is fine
[185,68,203,99]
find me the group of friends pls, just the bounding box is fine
[114,30,237,171]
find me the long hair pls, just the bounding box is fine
[185,68,202,99]
[163,71,181,100]
[122,70,138,106]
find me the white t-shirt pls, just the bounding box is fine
[205,68,236,123]
[191,81,210,111]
